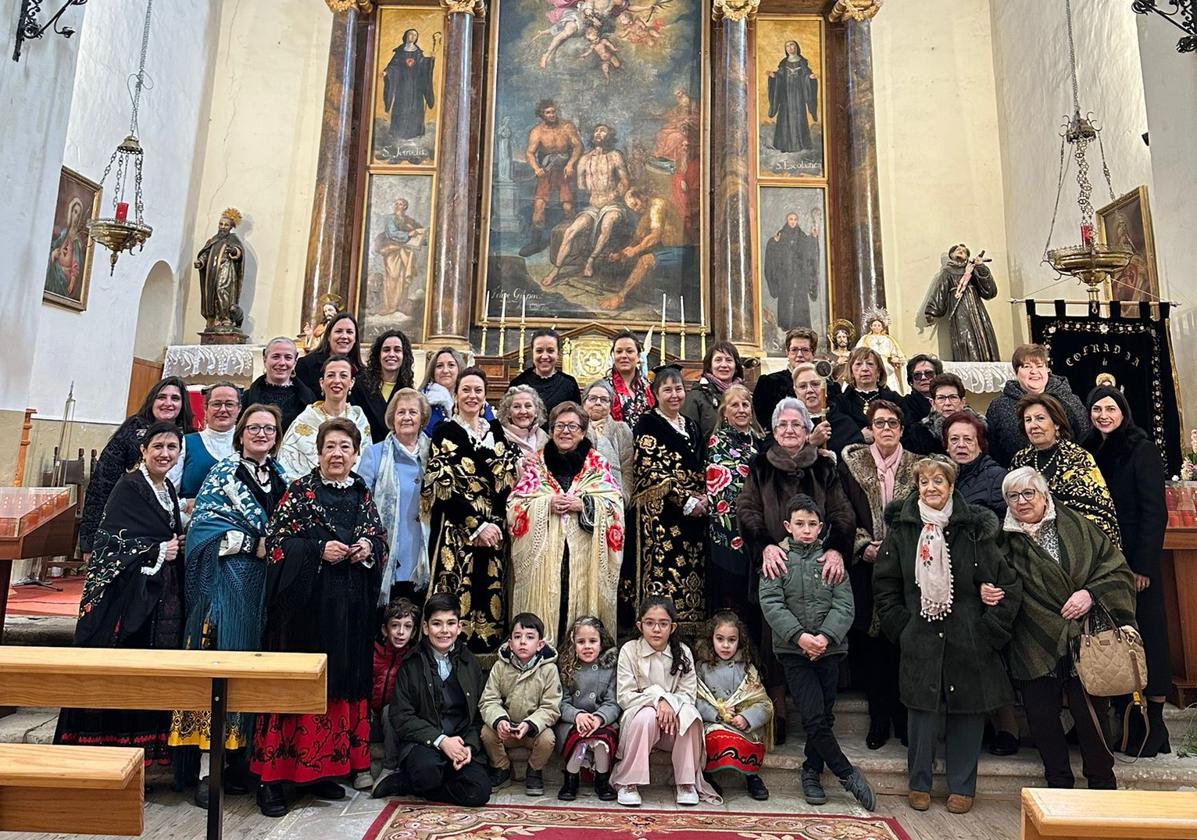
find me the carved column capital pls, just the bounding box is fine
[712,0,759,23]
[324,0,374,13]
[828,0,883,22]
[441,0,486,18]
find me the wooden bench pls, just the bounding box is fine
[1022,788,1197,839]
[0,743,144,835]
[0,646,327,840]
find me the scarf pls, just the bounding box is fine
[914,498,954,620]
[869,443,903,505]
[610,370,654,422]
[374,434,430,597]
[695,660,775,749]
[703,374,741,395]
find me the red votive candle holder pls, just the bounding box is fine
[115,202,129,221]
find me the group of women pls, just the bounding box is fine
[59,318,1171,811]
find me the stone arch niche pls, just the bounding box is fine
[125,260,176,415]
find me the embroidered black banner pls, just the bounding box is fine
[1026,300,1182,475]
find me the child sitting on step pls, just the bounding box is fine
[555,615,621,802]
[695,609,773,801]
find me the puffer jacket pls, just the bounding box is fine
[479,641,563,735]
[759,538,854,657]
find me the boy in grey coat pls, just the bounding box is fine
[759,494,875,810]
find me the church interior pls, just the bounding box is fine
[3,0,1197,838]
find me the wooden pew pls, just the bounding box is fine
[0,647,327,840]
[1022,788,1197,839]
[0,744,144,835]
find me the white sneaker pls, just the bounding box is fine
[617,785,642,807]
[352,771,374,791]
[676,784,699,806]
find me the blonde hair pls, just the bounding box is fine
[384,387,431,432]
[913,457,956,487]
[716,383,754,425]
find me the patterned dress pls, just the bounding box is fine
[1010,439,1121,547]
[705,424,762,610]
[608,369,655,430]
[422,417,520,652]
[632,409,708,637]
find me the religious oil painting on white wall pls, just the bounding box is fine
[477,0,706,328]
[758,186,829,353]
[43,166,100,312]
[370,5,444,168]
[755,16,825,181]
[1097,185,1160,304]
[359,173,433,345]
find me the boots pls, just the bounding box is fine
[1131,700,1172,758]
[557,771,579,801]
[594,771,617,801]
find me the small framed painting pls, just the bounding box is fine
[1096,185,1160,303]
[43,166,101,311]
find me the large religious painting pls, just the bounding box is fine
[358,173,434,344]
[1097,185,1160,304]
[477,0,707,326]
[43,166,100,312]
[755,16,825,181]
[369,5,444,168]
[758,186,829,353]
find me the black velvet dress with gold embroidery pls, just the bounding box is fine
[422,417,520,653]
[632,410,708,637]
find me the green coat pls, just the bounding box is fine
[873,492,1022,714]
[759,538,855,657]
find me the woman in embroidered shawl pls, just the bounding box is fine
[357,387,431,605]
[873,459,1020,814]
[251,418,387,817]
[991,467,1135,791]
[509,402,625,643]
[1008,393,1120,547]
[423,367,521,653]
[279,355,373,481]
[837,399,918,750]
[633,366,708,637]
[170,405,287,801]
[705,384,762,613]
[608,330,655,429]
[55,422,186,762]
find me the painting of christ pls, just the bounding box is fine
[756,16,825,180]
[478,0,706,328]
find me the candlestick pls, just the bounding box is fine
[519,324,527,370]
[480,322,489,355]
[521,293,526,325]
[115,202,129,222]
[679,296,686,360]
[498,293,508,356]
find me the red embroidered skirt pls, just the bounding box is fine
[250,698,371,784]
[703,724,765,774]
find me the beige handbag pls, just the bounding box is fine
[1074,603,1147,698]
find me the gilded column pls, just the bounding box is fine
[426,0,486,350]
[301,2,371,328]
[831,0,886,313]
[711,0,759,350]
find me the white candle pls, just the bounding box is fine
[661,293,667,327]
[521,293,526,324]
[500,292,507,323]
[699,293,705,326]
[680,295,685,326]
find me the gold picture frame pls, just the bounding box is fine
[754,14,827,184]
[367,3,445,171]
[43,166,100,312]
[1096,185,1160,303]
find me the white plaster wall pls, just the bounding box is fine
[0,0,86,412]
[1136,16,1197,431]
[181,0,332,346]
[871,0,1013,364]
[24,0,221,424]
[990,0,1154,317]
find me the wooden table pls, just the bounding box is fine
[0,501,77,644]
[1162,526,1197,707]
[1021,787,1197,838]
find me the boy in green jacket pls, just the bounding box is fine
[759,494,875,811]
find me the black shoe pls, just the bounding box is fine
[371,769,407,799]
[594,771,616,801]
[1135,700,1172,758]
[488,766,511,790]
[745,774,769,801]
[558,771,579,801]
[257,783,288,818]
[866,719,889,750]
[525,768,545,796]
[989,730,1020,756]
[702,772,723,796]
[773,717,787,746]
[801,768,827,805]
[306,779,346,800]
[839,768,876,811]
[193,778,210,810]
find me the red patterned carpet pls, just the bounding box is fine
[364,802,912,840]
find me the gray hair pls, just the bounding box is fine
[583,379,616,401]
[263,336,298,357]
[1002,466,1051,498]
[497,384,546,427]
[772,397,812,431]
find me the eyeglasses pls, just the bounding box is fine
[775,420,807,430]
[553,422,583,433]
[933,393,963,403]
[1005,489,1040,503]
[912,370,936,380]
[640,619,673,630]
[245,424,278,436]
[584,394,611,404]
[208,401,239,410]
[871,418,901,429]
